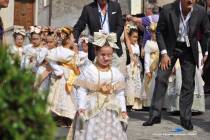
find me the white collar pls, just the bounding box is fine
[179,1,193,19]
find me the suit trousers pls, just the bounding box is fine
[150,42,196,121]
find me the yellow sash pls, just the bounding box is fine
[144,51,159,94]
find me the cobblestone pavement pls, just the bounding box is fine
[56,95,210,140]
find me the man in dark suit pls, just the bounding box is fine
[143,0,210,130]
[74,0,123,61]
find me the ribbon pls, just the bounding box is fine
[92,32,119,49]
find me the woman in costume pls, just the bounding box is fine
[68,32,128,140]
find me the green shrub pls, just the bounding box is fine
[0,46,56,140]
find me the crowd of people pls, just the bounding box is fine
[2,0,210,139]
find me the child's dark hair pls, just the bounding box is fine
[13,32,25,40]
[128,28,138,36]
[30,32,41,38]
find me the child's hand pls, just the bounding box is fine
[146,72,152,80]
[141,47,145,58]
[121,112,128,119]
[132,56,138,66]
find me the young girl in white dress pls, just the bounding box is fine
[21,26,43,73]
[68,32,128,140]
[34,31,57,92]
[124,24,143,110]
[9,27,26,60]
[47,27,87,127]
[142,23,159,107]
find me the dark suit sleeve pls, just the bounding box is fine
[73,6,88,43]
[115,3,124,40]
[200,9,210,55]
[156,6,167,52]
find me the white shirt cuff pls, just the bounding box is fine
[205,51,208,56]
[161,49,167,55]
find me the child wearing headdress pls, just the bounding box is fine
[142,23,159,107]
[67,32,128,140]
[47,27,87,127]
[34,30,57,92]
[21,26,45,72]
[9,26,26,60]
[124,23,143,110]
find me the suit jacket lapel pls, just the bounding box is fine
[107,2,112,30]
[170,2,180,37]
[189,5,198,37]
[93,2,102,29]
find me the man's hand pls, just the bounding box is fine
[202,55,208,65]
[126,15,140,24]
[160,54,171,71]
[141,47,145,58]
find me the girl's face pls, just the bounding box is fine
[69,34,75,47]
[65,34,75,48]
[15,34,24,47]
[96,45,113,68]
[129,32,138,45]
[47,36,56,49]
[82,40,88,53]
[31,33,41,47]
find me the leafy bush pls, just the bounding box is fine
[0,46,56,140]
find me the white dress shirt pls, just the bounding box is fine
[98,3,110,34]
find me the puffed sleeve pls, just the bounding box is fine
[49,61,63,76]
[144,41,151,73]
[115,69,126,112]
[74,66,90,109]
[37,47,48,65]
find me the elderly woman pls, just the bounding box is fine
[68,32,128,140]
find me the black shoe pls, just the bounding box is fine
[180,120,193,130]
[143,116,161,126]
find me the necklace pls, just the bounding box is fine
[96,64,113,93]
[95,62,111,72]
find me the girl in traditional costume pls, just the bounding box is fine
[142,23,159,107]
[8,26,26,60]
[68,32,128,140]
[20,26,43,72]
[47,27,87,127]
[34,31,57,92]
[124,24,143,110]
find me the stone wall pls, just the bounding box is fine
[37,0,50,26]
[51,0,92,27]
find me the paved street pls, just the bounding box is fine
[56,95,210,140]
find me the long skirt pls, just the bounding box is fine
[68,109,127,140]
